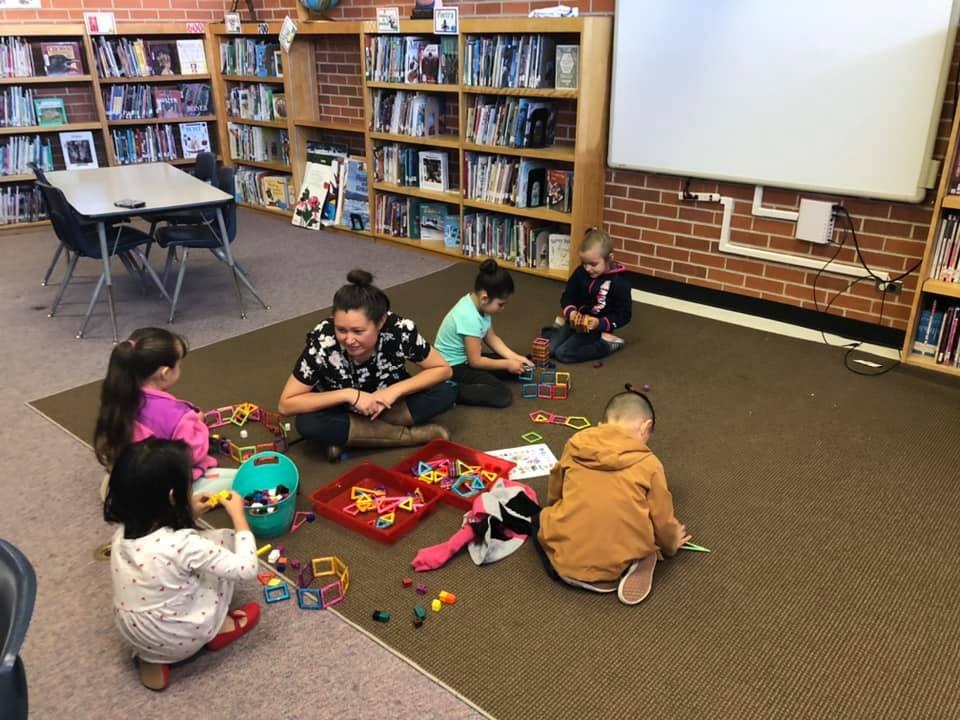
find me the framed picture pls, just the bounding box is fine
[59,131,99,170]
[225,13,241,33]
[434,7,458,35]
[418,150,448,192]
[376,7,400,33]
[34,98,67,126]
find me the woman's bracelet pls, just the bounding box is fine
[351,388,361,407]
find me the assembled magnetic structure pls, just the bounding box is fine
[408,458,503,499]
[296,555,349,610]
[528,409,591,430]
[203,402,289,463]
[520,340,572,400]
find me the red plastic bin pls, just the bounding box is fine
[390,439,517,511]
[309,462,442,544]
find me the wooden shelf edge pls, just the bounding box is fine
[462,198,572,223]
[462,141,575,161]
[107,116,217,126]
[904,354,960,377]
[221,74,284,83]
[98,74,211,84]
[940,195,960,210]
[0,174,36,183]
[462,85,578,99]
[0,121,102,135]
[237,201,293,217]
[366,81,459,93]
[921,279,960,298]
[226,117,287,128]
[373,181,460,204]
[230,158,292,172]
[0,74,93,84]
[369,131,460,148]
[0,219,49,231]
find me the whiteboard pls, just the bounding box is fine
[608,1,960,202]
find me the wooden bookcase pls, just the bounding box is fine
[208,22,297,217]
[0,23,107,231]
[210,16,612,281]
[901,100,960,377]
[364,16,612,280]
[90,23,221,168]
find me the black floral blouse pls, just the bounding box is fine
[292,313,431,393]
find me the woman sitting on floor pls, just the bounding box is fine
[278,268,456,462]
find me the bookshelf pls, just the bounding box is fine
[206,16,611,280]
[0,23,108,230]
[363,16,610,280]
[902,97,960,377]
[90,24,219,168]
[210,22,297,216]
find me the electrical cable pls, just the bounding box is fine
[813,207,924,375]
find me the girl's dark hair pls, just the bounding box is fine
[93,327,188,468]
[474,259,514,299]
[103,438,197,538]
[332,269,391,323]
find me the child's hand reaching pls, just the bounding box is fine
[505,357,531,375]
[677,524,692,547]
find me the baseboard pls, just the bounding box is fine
[626,271,904,349]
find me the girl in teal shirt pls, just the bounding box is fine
[434,260,532,407]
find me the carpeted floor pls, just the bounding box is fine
[31,262,960,720]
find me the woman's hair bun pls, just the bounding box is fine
[479,259,499,274]
[346,268,373,287]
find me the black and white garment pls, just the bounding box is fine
[292,312,431,393]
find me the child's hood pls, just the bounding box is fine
[566,425,651,471]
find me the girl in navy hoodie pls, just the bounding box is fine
[545,228,632,363]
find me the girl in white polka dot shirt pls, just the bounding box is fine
[104,438,261,691]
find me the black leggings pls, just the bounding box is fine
[450,357,515,408]
[294,382,456,446]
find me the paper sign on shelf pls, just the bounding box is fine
[84,12,117,35]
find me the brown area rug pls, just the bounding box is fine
[31,263,960,720]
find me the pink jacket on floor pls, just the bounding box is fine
[131,387,217,480]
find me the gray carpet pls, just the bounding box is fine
[2,211,489,720]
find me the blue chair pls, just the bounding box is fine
[36,180,171,339]
[0,540,36,720]
[156,166,269,323]
[146,151,219,241]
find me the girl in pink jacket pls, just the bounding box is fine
[94,327,235,496]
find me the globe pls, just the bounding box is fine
[298,0,338,11]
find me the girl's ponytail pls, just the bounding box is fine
[93,328,187,468]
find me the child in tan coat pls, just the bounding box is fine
[536,389,691,604]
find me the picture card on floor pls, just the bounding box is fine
[485,443,558,480]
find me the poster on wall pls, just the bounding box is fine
[0,0,41,7]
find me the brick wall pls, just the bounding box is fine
[3,0,948,330]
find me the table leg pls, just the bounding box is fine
[216,207,246,319]
[91,222,118,343]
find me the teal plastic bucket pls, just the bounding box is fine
[233,451,300,538]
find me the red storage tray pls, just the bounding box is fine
[309,462,442,544]
[390,439,517,511]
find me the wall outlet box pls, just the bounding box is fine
[796,198,836,244]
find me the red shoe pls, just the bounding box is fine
[206,603,260,651]
[137,659,171,691]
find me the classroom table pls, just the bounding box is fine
[45,163,236,342]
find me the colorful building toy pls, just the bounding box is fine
[203,402,289,464]
[294,555,349,610]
